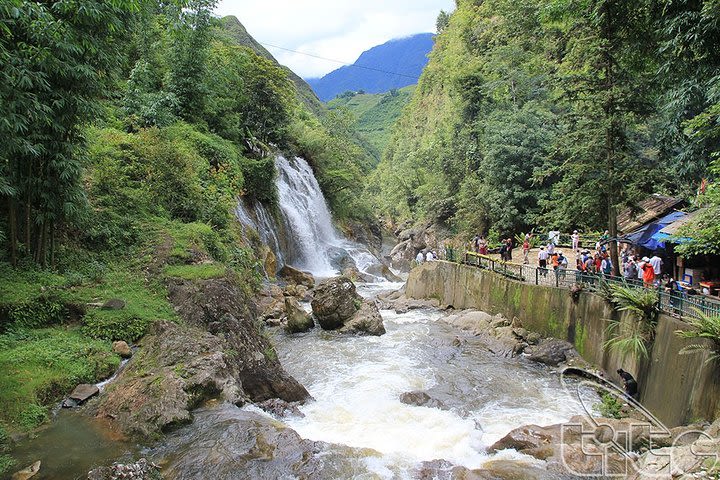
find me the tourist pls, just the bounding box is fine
[571,230,580,252]
[641,257,655,286]
[472,234,480,253]
[499,241,508,262]
[538,246,549,276]
[415,251,424,265]
[649,254,663,275]
[425,250,435,262]
[664,274,681,314]
[551,252,560,271]
[505,238,513,261]
[617,369,639,400]
[623,257,638,280]
[479,236,488,255]
[547,241,555,255]
[601,255,612,276]
[522,235,531,264]
[557,252,568,281]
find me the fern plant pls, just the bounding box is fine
[676,310,720,364]
[604,284,659,359]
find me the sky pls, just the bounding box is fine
[214,0,455,79]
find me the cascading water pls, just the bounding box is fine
[235,155,387,279]
[275,155,385,279]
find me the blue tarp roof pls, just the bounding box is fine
[623,211,687,250]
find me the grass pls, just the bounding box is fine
[0,327,120,432]
[164,263,227,280]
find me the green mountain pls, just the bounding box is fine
[371,0,719,249]
[215,16,325,117]
[327,86,415,155]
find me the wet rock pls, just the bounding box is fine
[284,297,314,334]
[152,405,382,480]
[327,246,356,272]
[261,246,277,277]
[112,341,132,359]
[260,298,285,322]
[101,299,125,310]
[524,338,581,366]
[338,300,385,336]
[62,398,79,409]
[491,417,650,477]
[399,391,445,409]
[11,460,41,480]
[311,276,361,330]
[87,458,160,480]
[69,384,99,403]
[167,277,309,404]
[278,265,315,288]
[256,399,305,418]
[96,321,244,439]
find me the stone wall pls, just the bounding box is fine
[406,261,720,426]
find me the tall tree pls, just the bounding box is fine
[545,0,657,274]
[0,0,140,266]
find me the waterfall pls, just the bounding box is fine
[236,155,388,279]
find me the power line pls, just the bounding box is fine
[257,41,421,80]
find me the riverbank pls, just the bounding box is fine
[405,261,720,426]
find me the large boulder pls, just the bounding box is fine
[339,300,386,336]
[524,338,582,366]
[167,277,309,404]
[490,418,635,476]
[311,277,361,330]
[284,297,314,334]
[112,340,132,358]
[96,321,244,439]
[278,265,315,288]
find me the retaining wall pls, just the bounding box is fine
[406,261,720,426]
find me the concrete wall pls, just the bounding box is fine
[406,261,720,426]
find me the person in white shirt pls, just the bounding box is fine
[425,251,434,262]
[416,251,424,264]
[649,255,663,275]
[571,230,580,251]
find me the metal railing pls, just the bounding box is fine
[460,252,720,320]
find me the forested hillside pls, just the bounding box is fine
[371,0,720,257]
[328,86,415,155]
[0,0,375,460]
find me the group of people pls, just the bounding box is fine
[537,244,569,275]
[621,250,664,286]
[415,249,438,265]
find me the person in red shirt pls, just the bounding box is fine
[641,257,656,286]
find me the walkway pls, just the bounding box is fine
[459,252,720,320]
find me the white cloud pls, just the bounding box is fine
[214,0,455,78]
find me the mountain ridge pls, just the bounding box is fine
[307,33,434,102]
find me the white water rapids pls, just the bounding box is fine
[264,290,599,477]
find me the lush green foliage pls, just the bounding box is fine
[327,87,415,157]
[593,391,624,419]
[604,283,659,359]
[372,0,719,253]
[0,328,120,430]
[0,0,140,266]
[676,310,720,364]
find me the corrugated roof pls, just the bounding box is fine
[658,209,704,236]
[617,194,686,233]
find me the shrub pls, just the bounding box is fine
[604,284,659,360]
[676,310,720,364]
[4,296,67,329]
[82,310,153,342]
[593,392,624,419]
